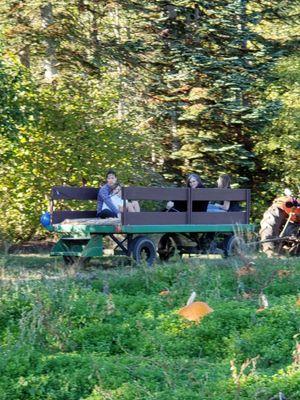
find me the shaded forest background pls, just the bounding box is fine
[0,0,299,242]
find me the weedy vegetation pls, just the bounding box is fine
[0,252,300,399]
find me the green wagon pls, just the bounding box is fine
[44,186,254,266]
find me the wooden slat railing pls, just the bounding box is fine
[50,186,250,226]
[122,187,250,225]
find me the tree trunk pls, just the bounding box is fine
[111,4,125,119]
[19,44,30,68]
[41,3,57,82]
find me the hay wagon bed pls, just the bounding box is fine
[45,186,254,266]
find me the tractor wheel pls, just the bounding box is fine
[259,206,287,256]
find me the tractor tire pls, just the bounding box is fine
[259,206,287,256]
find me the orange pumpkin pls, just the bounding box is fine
[159,290,170,296]
[178,301,213,322]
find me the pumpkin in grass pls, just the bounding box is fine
[159,290,170,296]
[178,301,213,322]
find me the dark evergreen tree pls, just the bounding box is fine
[133,0,292,187]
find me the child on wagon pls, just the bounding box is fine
[108,184,140,214]
[97,170,139,218]
[96,170,119,218]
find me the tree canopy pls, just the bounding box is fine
[0,0,299,241]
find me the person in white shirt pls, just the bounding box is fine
[102,184,140,215]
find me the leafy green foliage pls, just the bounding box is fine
[0,61,151,242]
[0,254,300,399]
[0,1,299,241]
[254,55,300,204]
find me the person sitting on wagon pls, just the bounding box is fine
[97,171,140,219]
[209,174,241,212]
[109,184,140,214]
[166,173,208,212]
[97,169,120,218]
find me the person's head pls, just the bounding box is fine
[112,183,122,196]
[186,173,204,189]
[106,169,117,187]
[217,174,231,189]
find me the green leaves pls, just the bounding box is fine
[0,1,299,240]
[0,53,151,241]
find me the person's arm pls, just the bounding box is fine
[217,200,230,211]
[174,200,187,212]
[99,185,119,215]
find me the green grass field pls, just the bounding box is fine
[1,252,300,399]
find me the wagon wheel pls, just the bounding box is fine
[223,235,246,257]
[131,236,156,267]
[259,206,287,256]
[63,255,76,265]
[63,256,91,267]
[158,234,178,261]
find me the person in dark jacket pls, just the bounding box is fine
[166,173,208,212]
[96,170,120,218]
[214,174,241,212]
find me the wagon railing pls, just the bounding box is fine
[50,185,98,224]
[49,185,250,226]
[122,187,250,226]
